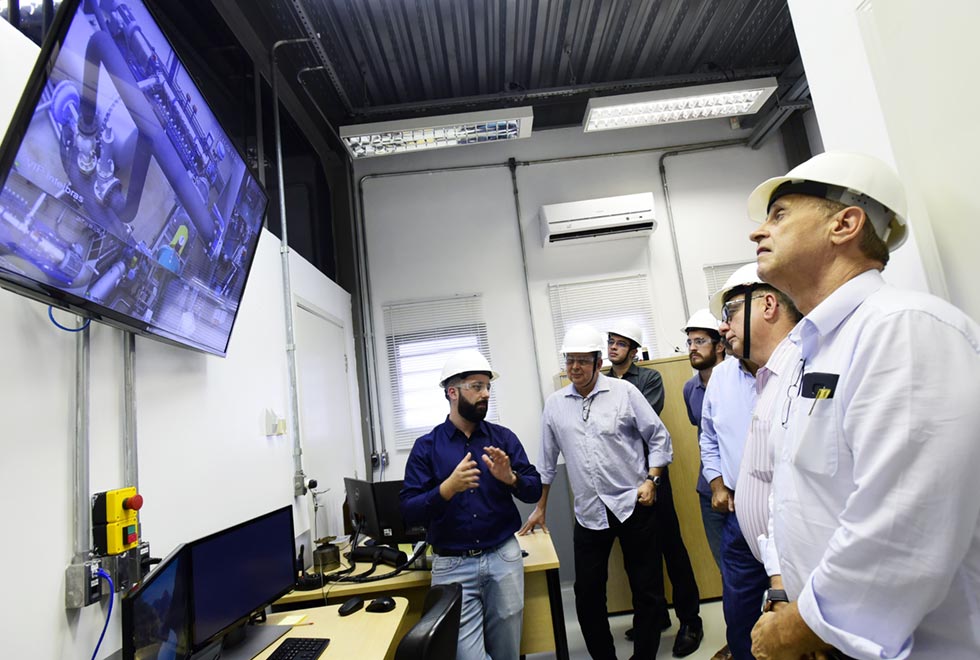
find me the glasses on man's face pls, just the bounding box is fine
[456,381,491,394]
[686,337,713,349]
[721,294,766,324]
[565,356,594,367]
[781,358,806,429]
[607,338,630,350]
[582,396,594,422]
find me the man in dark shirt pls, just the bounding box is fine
[607,321,704,658]
[401,349,542,660]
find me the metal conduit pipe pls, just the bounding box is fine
[657,139,749,321]
[357,161,509,472]
[73,321,91,562]
[123,332,138,490]
[507,158,545,408]
[270,37,312,496]
[297,66,385,477]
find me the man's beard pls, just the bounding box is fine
[690,350,721,371]
[458,396,488,423]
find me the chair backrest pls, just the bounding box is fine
[394,582,463,660]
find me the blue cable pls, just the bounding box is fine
[48,306,91,332]
[92,568,114,660]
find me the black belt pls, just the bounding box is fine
[433,542,501,557]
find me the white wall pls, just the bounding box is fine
[854,0,980,320]
[355,119,789,477]
[1,22,363,655]
[787,0,937,299]
[0,229,362,659]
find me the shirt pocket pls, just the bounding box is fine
[790,398,839,477]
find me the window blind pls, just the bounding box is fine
[382,294,497,450]
[547,274,660,361]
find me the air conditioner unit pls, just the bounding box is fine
[539,192,657,246]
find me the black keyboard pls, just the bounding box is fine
[267,636,330,660]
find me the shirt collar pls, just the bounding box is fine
[439,415,488,442]
[563,371,611,399]
[790,269,885,358]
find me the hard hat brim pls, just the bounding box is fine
[747,173,908,250]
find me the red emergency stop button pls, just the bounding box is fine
[123,494,144,511]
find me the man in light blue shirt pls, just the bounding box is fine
[520,324,672,660]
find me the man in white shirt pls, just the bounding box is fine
[520,324,672,660]
[746,152,980,659]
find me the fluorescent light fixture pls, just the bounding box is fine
[340,107,534,158]
[583,78,777,132]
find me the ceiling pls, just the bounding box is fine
[211,0,808,151]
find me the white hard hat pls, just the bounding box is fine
[682,308,720,333]
[607,320,643,347]
[709,263,763,320]
[747,151,908,250]
[560,324,605,354]
[438,349,499,387]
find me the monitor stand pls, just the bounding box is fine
[213,624,291,660]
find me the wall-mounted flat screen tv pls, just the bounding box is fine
[0,0,267,356]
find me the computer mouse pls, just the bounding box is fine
[366,596,396,613]
[338,595,364,616]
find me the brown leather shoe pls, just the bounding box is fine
[710,644,733,660]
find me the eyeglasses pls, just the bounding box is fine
[607,338,631,349]
[565,356,595,367]
[721,295,766,323]
[781,358,806,428]
[456,381,491,394]
[686,337,713,349]
[582,397,594,421]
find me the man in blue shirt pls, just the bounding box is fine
[681,309,731,660]
[680,308,727,570]
[521,324,672,660]
[401,349,542,660]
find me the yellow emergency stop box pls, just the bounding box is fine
[92,487,142,555]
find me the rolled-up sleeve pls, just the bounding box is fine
[699,385,722,484]
[538,401,562,486]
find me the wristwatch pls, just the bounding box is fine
[761,588,789,613]
[645,474,662,487]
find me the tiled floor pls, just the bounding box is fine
[528,585,727,660]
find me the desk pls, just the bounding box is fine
[274,532,568,660]
[254,598,408,659]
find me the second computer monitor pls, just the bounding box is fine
[344,478,425,546]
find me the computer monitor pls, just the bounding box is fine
[344,478,426,546]
[121,506,297,660]
[121,543,192,660]
[189,505,297,656]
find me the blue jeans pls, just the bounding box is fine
[699,491,726,569]
[430,535,524,660]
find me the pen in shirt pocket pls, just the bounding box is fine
[808,387,832,415]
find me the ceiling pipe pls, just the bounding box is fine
[289,0,354,114]
[349,67,782,119]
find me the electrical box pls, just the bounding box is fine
[92,486,143,555]
[65,559,101,609]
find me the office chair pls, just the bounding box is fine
[394,582,462,660]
